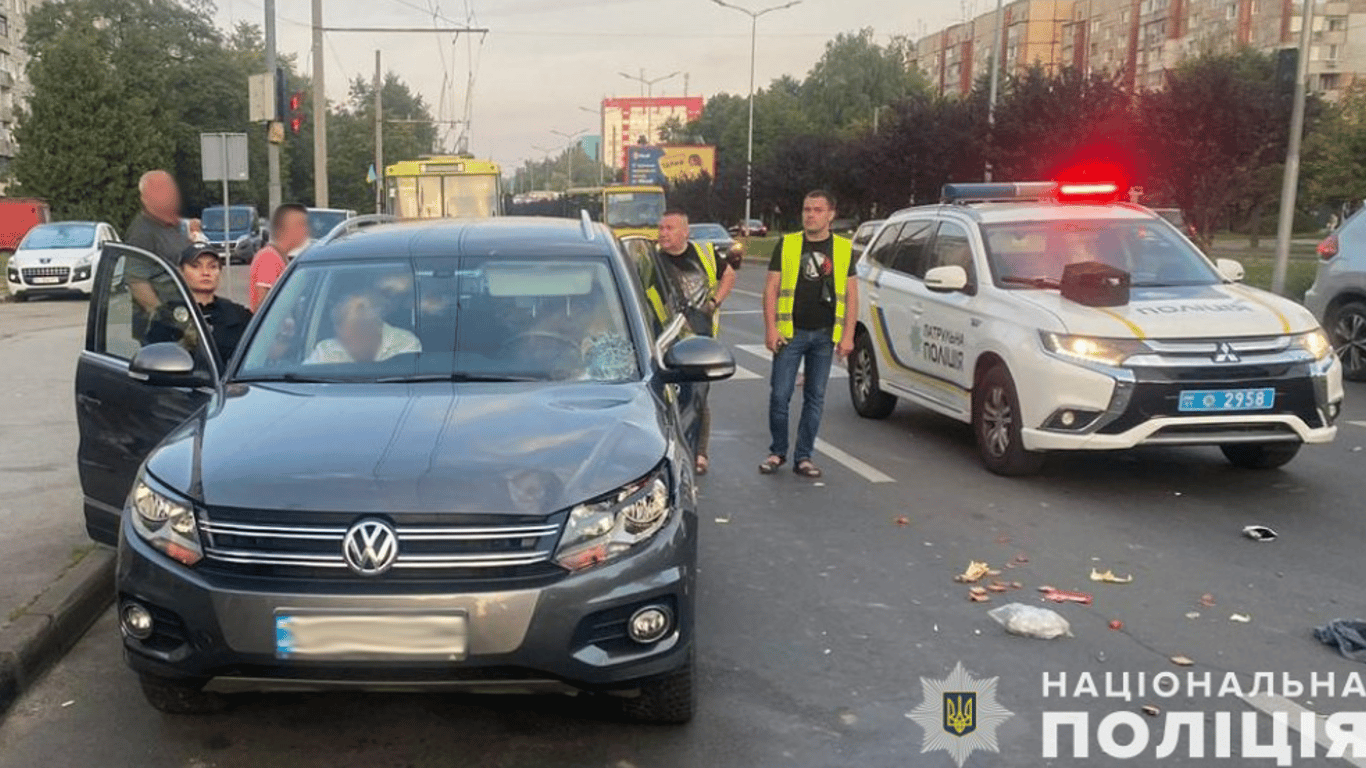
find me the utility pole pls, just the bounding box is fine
[311,0,328,208]
[374,50,383,214]
[265,0,281,213]
[1272,0,1315,296]
[985,0,1004,182]
[552,128,588,189]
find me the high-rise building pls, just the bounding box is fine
[0,0,46,190]
[601,96,704,173]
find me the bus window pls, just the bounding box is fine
[389,177,419,218]
[418,176,443,218]
[443,175,499,218]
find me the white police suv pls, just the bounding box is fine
[848,181,1344,476]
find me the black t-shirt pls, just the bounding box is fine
[769,235,856,331]
[660,243,729,336]
[198,296,252,366]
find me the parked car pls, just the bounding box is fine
[727,218,767,237]
[306,207,358,241]
[201,205,259,263]
[850,219,884,259]
[0,197,51,254]
[688,222,744,268]
[75,216,734,723]
[6,221,119,301]
[830,218,858,236]
[1307,207,1366,380]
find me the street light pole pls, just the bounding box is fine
[579,105,606,185]
[552,128,589,190]
[710,0,802,231]
[985,0,1004,182]
[618,69,680,144]
[1272,0,1315,296]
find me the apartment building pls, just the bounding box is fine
[915,0,1366,98]
[0,0,41,188]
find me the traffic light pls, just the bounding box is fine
[289,91,304,134]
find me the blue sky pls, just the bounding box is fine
[216,0,972,169]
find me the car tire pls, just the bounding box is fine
[849,331,896,419]
[1220,443,1301,470]
[973,364,1045,477]
[619,657,694,724]
[1327,300,1366,381]
[138,673,228,715]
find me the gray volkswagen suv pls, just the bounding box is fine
[75,217,733,723]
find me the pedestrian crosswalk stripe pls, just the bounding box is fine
[1350,420,1366,428]
[734,344,847,378]
[730,365,762,381]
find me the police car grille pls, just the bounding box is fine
[196,508,565,581]
[21,266,69,283]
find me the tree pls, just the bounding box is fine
[327,73,437,214]
[1305,83,1366,214]
[800,29,922,131]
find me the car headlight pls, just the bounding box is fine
[554,467,672,572]
[1040,332,1149,367]
[75,254,94,268]
[1293,329,1332,361]
[129,476,203,566]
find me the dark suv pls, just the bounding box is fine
[75,217,734,723]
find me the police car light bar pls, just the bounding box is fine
[941,182,1057,204]
[1057,182,1119,198]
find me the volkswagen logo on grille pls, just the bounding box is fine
[1212,342,1241,364]
[342,519,399,575]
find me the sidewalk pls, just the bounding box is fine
[0,298,115,712]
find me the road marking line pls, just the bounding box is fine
[733,288,764,299]
[721,309,763,315]
[1349,420,1366,428]
[735,344,847,378]
[1241,694,1366,768]
[730,365,762,381]
[814,438,896,484]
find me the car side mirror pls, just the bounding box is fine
[129,343,205,386]
[660,336,736,383]
[924,265,969,292]
[1216,258,1245,283]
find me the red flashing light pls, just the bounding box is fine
[1318,234,1339,261]
[289,92,303,112]
[1057,182,1120,199]
[1054,160,1128,204]
[290,117,302,134]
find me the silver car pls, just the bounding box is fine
[1306,209,1366,379]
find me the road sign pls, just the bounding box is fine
[248,73,274,123]
[200,133,249,182]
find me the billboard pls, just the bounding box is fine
[603,96,705,170]
[627,145,717,186]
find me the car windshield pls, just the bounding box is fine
[235,256,640,383]
[202,207,254,233]
[21,223,95,249]
[689,224,729,240]
[307,210,348,240]
[983,218,1220,288]
[604,192,665,228]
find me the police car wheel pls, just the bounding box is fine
[974,365,1045,477]
[850,331,896,419]
[1220,442,1301,470]
[1328,300,1366,381]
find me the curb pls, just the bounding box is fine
[0,547,115,713]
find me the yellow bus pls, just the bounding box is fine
[384,156,503,219]
[561,184,666,240]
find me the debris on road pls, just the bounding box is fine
[1314,619,1366,662]
[1199,593,1217,608]
[714,517,730,524]
[1242,525,1278,542]
[60,700,74,708]
[988,603,1073,639]
[1041,588,1094,605]
[1170,655,1195,666]
[1142,705,1161,717]
[1109,620,1124,630]
[895,515,910,526]
[954,561,991,583]
[968,587,991,603]
[1013,553,1030,564]
[1185,612,1201,619]
[1229,613,1251,623]
[1090,568,1133,584]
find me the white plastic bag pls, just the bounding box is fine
[988,602,1073,639]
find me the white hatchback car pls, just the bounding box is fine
[848,182,1344,475]
[6,221,121,301]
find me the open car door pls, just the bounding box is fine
[75,243,218,544]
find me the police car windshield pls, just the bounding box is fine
[982,219,1220,289]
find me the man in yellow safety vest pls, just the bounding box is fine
[759,190,857,479]
[657,208,737,476]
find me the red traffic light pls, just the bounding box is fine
[289,92,303,112]
[290,116,303,134]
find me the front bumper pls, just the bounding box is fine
[117,508,696,693]
[1019,353,1343,452]
[7,266,94,296]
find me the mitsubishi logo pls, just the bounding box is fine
[1212,342,1241,364]
[342,519,399,575]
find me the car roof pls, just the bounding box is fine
[297,216,617,262]
[887,202,1159,226]
[31,221,99,226]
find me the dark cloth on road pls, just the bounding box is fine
[1315,619,1366,662]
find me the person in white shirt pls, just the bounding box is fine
[306,292,421,364]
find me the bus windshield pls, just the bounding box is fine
[392,174,500,219]
[604,192,665,229]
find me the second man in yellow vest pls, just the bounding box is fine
[760,190,857,479]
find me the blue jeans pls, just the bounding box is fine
[768,327,835,463]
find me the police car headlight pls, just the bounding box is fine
[554,466,672,572]
[1041,332,1149,367]
[130,475,203,566]
[1293,330,1332,361]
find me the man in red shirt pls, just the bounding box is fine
[249,203,309,312]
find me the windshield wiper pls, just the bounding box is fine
[1001,276,1061,289]
[235,372,366,384]
[374,373,541,383]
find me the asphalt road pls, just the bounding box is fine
[3,265,1366,767]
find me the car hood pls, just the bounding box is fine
[146,382,670,516]
[11,247,94,264]
[1010,283,1320,339]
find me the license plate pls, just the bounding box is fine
[1178,388,1276,412]
[274,611,467,661]
[31,276,60,285]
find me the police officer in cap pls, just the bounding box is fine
[178,244,252,366]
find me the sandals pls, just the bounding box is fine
[695,455,709,476]
[793,460,823,478]
[758,455,786,474]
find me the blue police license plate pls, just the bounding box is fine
[1178,388,1276,413]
